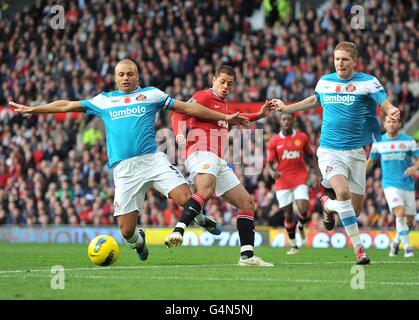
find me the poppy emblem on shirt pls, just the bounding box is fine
[346,83,356,92]
[294,139,302,146]
[136,94,147,101]
[390,144,395,150]
[202,163,210,170]
[335,85,342,93]
[124,97,131,103]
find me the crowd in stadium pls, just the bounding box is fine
[0,0,418,229]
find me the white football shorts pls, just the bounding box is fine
[275,184,309,208]
[113,152,187,216]
[185,151,241,197]
[317,147,366,195]
[383,187,416,215]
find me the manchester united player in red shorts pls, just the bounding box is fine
[166,65,275,267]
[266,113,321,255]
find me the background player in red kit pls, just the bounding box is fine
[266,113,321,255]
[167,65,275,267]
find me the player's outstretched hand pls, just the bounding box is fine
[225,111,250,126]
[271,98,287,112]
[9,101,33,114]
[176,135,187,149]
[404,165,417,177]
[387,107,401,121]
[258,100,277,117]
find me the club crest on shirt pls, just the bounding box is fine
[136,94,147,101]
[392,197,399,203]
[114,201,120,211]
[326,166,333,173]
[294,139,302,146]
[399,143,406,149]
[202,163,210,170]
[345,83,356,92]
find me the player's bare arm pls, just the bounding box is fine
[171,100,249,125]
[230,100,277,127]
[272,95,318,113]
[380,100,401,120]
[307,154,322,179]
[10,100,84,114]
[267,160,280,179]
[366,157,376,173]
[404,157,419,177]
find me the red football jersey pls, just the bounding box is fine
[172,89,230,158]
[266,130,314,190]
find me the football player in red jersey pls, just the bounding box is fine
[266,113,321,255]
[166,65,275,267]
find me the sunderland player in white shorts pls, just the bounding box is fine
[10,59,249,261]
[168,65,275,267]
[274,42,401,265]
[367,116,419,257]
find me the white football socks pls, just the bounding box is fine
[396,216,410,249]
[123,228,144,249]
[337,200,362,251]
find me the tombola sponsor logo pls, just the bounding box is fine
[324,94,356,105]
[381,152,406,161]
[109,105,147,119]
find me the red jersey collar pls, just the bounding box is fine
[279,129,296,138]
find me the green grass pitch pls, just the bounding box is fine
[0,243,418,300]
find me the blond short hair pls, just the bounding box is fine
[334,42,358,60]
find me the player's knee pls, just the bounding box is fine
[297,202,308,214]
[240,197,255,212]
[407,216,414,229]
[285,214,294,223]
[335,190,351,200]
[171,187,193,207]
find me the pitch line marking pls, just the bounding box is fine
[1,273,419,287]
[0,260,418,274]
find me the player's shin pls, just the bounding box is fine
[284,219,297,247]
[237,212,255,259]
[336,200,362,250]
[174,193,206,235]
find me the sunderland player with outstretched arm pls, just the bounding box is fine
[10,59,249,262]
[167,65,275,267]
[274,42,401,265]
[266,113,321,255]
[367,116,419,258]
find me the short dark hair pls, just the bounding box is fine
[215,65,236,81]
[280,113,294,120]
